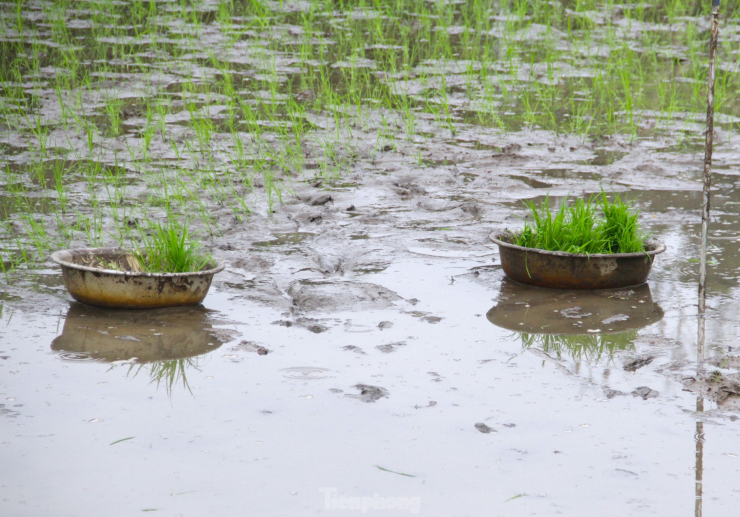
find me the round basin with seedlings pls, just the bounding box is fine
[490,192,665,290]
[51,247,224,309]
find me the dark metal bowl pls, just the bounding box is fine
[51,247,224,309]
[489,231,666,290]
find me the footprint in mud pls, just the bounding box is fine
[474,423,496,434]
[343,345,366,355]
[310,194,333,206]
[280,367,331,380]
[622,354,655,372]
[272,317,330,333]
[632,386,659,400]
[417,199,461,212]
[377,321,393,330]
[344,321,374,333]
[404,310,444,324]
[234,341,271,355]
[346,384,389,403]
[376,341,406,353]
[288,280,402,312]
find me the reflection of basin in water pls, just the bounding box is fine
[487,279,664,360]
[51,303,227,363]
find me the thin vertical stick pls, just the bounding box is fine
[698,0,720,364]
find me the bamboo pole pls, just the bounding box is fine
[694,8,719,514]
[698,0,720,365]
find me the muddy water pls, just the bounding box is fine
[4,141,740,516]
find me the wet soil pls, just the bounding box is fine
[4,127,740,516]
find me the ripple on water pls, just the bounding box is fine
[280,367,331,379]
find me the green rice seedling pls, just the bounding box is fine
[5,0,740,278]
[516,191,648,254]
[104,95,124,137]
[133,219,212,274]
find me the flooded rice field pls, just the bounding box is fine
[3,0,740,515]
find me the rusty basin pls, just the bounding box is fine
[51,247,224,309]
[489,231,666,290]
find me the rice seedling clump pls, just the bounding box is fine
[133,221,212,274]
[516,192,647,255]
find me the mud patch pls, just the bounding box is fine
[288,280,402,312]
[683,372,740,409]
[376,341,406,353]
[346,384,389,403]
[234,341,270,355]
[474,423,496,434]
[632,386,660,400]
[272,317,331,333]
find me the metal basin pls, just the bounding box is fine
[51,247,224,309]
[489,231,666,290]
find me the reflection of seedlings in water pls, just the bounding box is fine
[126,358,201,397]
[519,330,638,362]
